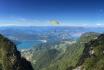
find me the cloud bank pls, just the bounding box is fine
[0,17,104,27]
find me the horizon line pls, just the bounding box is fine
[0,25,104,28]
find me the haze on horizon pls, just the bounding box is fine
[0,0,104,27]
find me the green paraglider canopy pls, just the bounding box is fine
[49,20,60,26]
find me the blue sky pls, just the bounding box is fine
[0,0,104,26]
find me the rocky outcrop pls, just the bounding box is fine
[76,34,104,70]
[0,34,34,70]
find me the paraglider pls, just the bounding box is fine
[49,20,60,32]
[49,20,60,26]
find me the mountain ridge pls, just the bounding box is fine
[0,34,34,70]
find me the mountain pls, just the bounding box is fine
[43,32,99,70]
[75,34,104,70]
[0,34,34,70]
[21,32,100,70]
[0,26,104,49]
[0,26,104,70]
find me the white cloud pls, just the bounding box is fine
[0,17,50,26]
[96,23,102,26]
[0,16,104,27]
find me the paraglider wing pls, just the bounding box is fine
[49,20,60,26]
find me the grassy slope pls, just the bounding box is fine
[32,32,99,70]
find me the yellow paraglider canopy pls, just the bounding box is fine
[49,20,60,26]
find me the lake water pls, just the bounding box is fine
[17,40,42,49]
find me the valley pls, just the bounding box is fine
[0,26,104,70]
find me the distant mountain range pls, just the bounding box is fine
[0,26,104,49]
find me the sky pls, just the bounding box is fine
[0,0,104,27]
